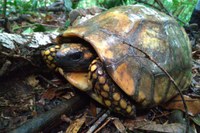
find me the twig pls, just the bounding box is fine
[94,117,112,133]
[87,110,110,133]
[38,75,58,88]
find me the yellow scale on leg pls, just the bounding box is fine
[88,58,136,116]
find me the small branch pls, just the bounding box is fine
[38,75,58,88]
[10,95,89,133]
[94,117,112,133]
[87,110,110,133]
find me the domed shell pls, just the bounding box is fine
[57,4,192,108]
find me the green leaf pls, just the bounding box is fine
[33,24,46,32]
[65,20,71,28]
[64,0,72,12]
[22,27,34,34]
[32,0,38,10]
[0,28,3,33]
[191,114,200,126]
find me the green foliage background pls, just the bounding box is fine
[0,0,198,24]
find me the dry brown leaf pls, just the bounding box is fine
[137,123,186,132]
[113,118,127,133]
[65,114,86,133]
[62,92,75,100]
[42,88,57,100]
[124,119,186,132]
[124,119,155,131]
[163,95,200,116]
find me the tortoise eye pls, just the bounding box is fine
[70,52,83,61]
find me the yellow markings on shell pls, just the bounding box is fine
[120,99,127,109]
[113,63,135,96]
[154,76,168,104]
[104,100,111,107]
[100,91,108,98]
[126,105,132,113]
[103,84,109,92]
[44,50,50,55]
[63,27,88,37]
[55,45,60,49]
[50,47,55,52]
[136,91,145,103]
[141,26,167,52]
[113,92,120,101]
[98,76,106,84]
[47,55,53,61]
[91,65,97,72]
[93,10,132,35]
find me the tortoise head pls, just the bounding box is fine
[42,43,96,72]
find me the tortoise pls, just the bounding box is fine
[42,4,192,117]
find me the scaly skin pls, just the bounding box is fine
[88,58,135,116]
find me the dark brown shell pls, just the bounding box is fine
[57,4,192,108]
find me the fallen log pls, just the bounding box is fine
[10,95,89,133]
[0,32,57,78]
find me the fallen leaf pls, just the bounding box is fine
[42,88,56,100]
[163,95,200,116]
[124,119,186,133]
[65,114,86,133]
[191,114,200,126]
[113,118,127,133]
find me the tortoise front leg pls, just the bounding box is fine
[88,58,136,117]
